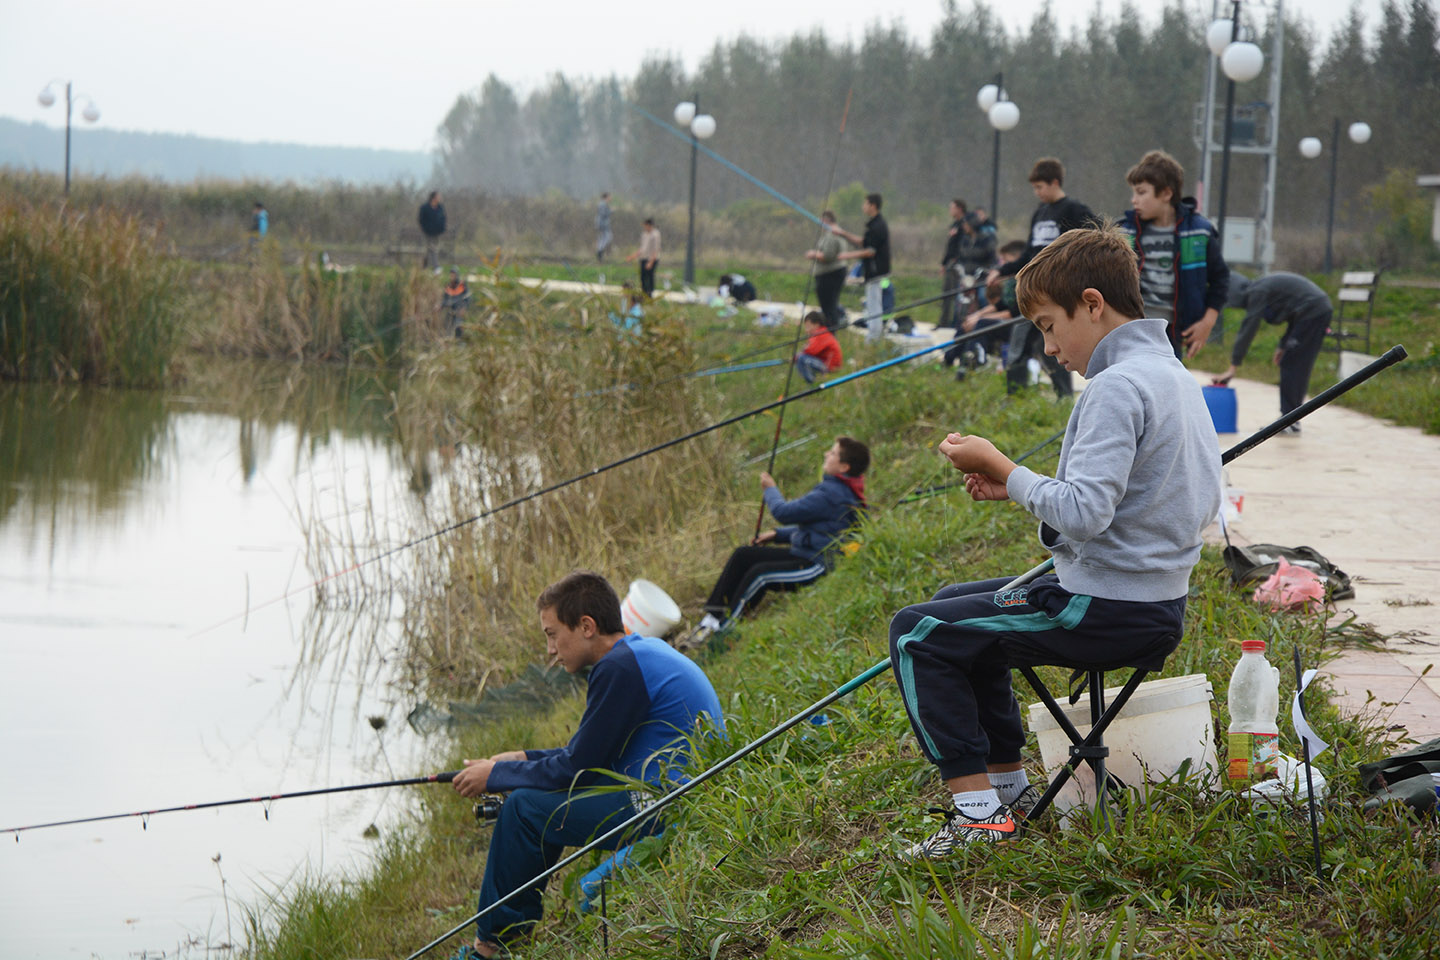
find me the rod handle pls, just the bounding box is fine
[435,770,458,783]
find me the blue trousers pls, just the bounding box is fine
[475,787,659,946]
[888,575,1184,779]
[795,353,829,384]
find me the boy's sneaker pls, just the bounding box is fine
[1281,422,1302,435]
[1006,785,1042,821]
[900,804,1019,861]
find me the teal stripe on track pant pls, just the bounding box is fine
[888,574,1184,780]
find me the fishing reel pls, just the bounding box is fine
[473,794,505,823]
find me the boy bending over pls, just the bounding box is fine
[888,226,1221,859]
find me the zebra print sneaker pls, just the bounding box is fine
[900,804,1019,861]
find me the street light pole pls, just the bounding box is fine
[991,72,1003,221]
[37,79,100,196]
[685,93,700,286]
[1215,3,1240,249]
[977,73,1018,224]
[1302,119,1370,273]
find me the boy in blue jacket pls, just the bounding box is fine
[689,436,869,642]
[889,227,1221,859]
[1117,150,1230,360]
[451,571,725,957]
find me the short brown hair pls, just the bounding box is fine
[865,192,883,210]
[804,310,825,326]
[1125,150,1183,203]
[999,239,1027,258]
[835,435,870,477]
[1029,158,1064,185]
[1015,225,1143,320]
[536,570,625,634]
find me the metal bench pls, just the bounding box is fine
[1330,270,1381,354]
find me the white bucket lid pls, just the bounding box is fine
[1026,673,1214,732]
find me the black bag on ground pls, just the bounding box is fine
[1222,543,1355,601]
[1358,737,1440,814]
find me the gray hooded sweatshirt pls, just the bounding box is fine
[1006,318,1222,602]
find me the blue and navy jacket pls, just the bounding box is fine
[486,635,724,792]
[1117,199,1229,352]
[764,472,865,564]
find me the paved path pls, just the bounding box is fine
[1209,371,1439,743]
[499,274,1439,740]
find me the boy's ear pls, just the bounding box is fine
[1080,287,1106,317]
[1158,186,1175,206]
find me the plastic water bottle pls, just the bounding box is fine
[1227,639,1281,787]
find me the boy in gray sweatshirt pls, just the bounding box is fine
[889,226,1222,860]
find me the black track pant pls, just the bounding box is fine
[705,545,826,620]
[888,574,1184,779]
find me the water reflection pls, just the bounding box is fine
[0,364,449,960]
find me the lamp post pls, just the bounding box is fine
[37,80,101,196]
[976,75,1019,223]
[674,98,717,286]
[1300,120,1372,273]
[1206,5,1265,252]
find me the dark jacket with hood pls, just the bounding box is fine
[418,201,447,238]
[762,473,866,564]
[1117,198,1229,351]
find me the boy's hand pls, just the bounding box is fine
[965,472,1010,502]
[452,758,495,798]
[759,471,777,489]
[1182,314,1217,358]
[752,529,777,545]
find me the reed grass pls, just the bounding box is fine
[0,196,181,386]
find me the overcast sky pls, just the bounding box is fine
[2,0,1381,153]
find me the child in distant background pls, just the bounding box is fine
[795,311,842,384]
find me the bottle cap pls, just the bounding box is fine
[1241,639,1266,652]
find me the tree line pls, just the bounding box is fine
[435,0,1440,243]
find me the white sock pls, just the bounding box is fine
[952,788,1002,820]
[988,769,1031,805]
[699,613,722,631]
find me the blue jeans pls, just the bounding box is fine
[475,787,659,946]
[795,353,828,384]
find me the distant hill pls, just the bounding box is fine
[0,118,435,184]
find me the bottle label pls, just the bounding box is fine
[1228,731,1280,785]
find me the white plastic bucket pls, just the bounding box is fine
[1026,674,1219,825]
[620,579,682,638]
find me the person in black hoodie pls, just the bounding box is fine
[418,191,447,272]
[938,199,968,329]
[994,158,1097,398]
[681,437,869,647]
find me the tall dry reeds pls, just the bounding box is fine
[307,282,750,693]
[0,196,181,386]
[185,253,441,361]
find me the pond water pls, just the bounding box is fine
[0,368,447,958]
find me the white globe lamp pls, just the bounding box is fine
[1298,137,1322,159]
[1348,122,1372,145]
[673,101,696,127]
[82,105,100,123]
[690,114,716,139]
[976,84,999,113]
[988,100,1020,132]
[1221,41,1265,82]
[38,88,56,108]
[1206,19,1235,57]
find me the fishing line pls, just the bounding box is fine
[189,318,1025,639]
[2,772,459,838]
[755,88,854,541]
[628,104,824,228]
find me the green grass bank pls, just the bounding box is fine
[238,295,1434,960]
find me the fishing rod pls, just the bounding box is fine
[405,345,1412,959]
[582,282,989,404]
[755,87,854,539]
[2,772,460,839]
[190,317,1025,639]
[577,358,785,399]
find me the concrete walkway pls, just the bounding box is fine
[1209,372,1440,743]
